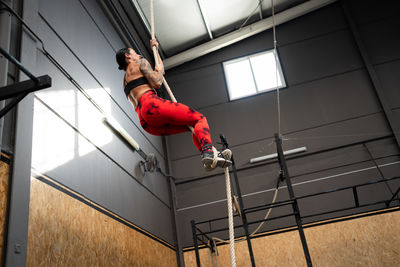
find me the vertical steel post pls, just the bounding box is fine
[4,0,37,266]
[0,2,13,266]
[352,187,360,207]
[220,134,256,267]
[191,220,201,267]
[162,137,184,267]
[275,133,313,267]
[0,0,12,153]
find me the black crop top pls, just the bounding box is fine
[124,76,149,97]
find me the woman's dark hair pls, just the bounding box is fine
[116,48,130,70]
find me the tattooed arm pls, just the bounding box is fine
[139,57,164,89]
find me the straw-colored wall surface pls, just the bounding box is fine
[184,210,400,267]
[0,159,10,263]
[27,177,177,267]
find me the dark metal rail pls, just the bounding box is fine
[190,134,400,266]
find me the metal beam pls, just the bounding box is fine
[191,220,201,267]
[0,75,51,100]
[275,133,313,267]
[5,0,38,263]
[0,2,12,263]
[0,0,12,160]
[130,0,151,36]
[196,0,213,40]
[163,0,337,69]
[341,1,400,149]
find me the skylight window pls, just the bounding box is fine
[223,50,285,100]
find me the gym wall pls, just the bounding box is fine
[3,0,177,265]
[165,0,400,257]
[26,174,176,266]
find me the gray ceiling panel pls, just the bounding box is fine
[127,0,316,57]
[261,0,307,14]
[136,0,209,55]
[202,0,259,34]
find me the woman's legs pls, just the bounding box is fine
[136,91,212,152]
[136,91,232,170]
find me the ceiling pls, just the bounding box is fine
[133,0,308,56]
[114,0,336,68]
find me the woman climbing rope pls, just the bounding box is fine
[116,39,231,171]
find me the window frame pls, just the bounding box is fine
[222,49,286,101]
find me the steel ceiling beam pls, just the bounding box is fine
[164,0,337,69]
[258,0,264,19]
[130,0,151,36]
[341,1,400,149]
[196,0,213,40]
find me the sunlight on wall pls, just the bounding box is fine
[32,98,75,173]
[77,88,112,157]
[32,86,113,173]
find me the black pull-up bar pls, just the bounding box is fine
[0,45,52,119]
[0,75,51,101]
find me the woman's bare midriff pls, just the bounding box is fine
[125,59,153,108]
[127,83,152,108]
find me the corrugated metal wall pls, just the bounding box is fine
[30,0,174,244]
[165,1,400,248]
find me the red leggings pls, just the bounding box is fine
[135,91,212,152]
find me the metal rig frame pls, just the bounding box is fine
[190,133,400,267]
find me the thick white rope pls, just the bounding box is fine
[149,3,241,266]
[149,1,228,173]
[150,0,155,39]
[206,0,282,251]
[225,166,236,267]
[149,0,193,132]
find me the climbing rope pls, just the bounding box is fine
[148,0,224,168]
[211,185,279,245]
[225,166,236,267]
[149,1,237,266]
[149,0,179,104]
[209,0,282,251]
